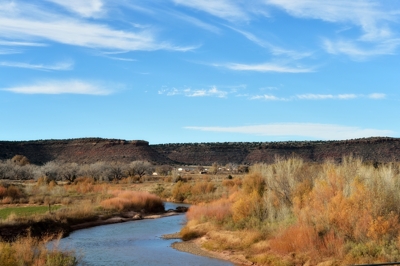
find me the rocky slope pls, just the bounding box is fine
[1,137,400,165]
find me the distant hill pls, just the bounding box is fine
[1,137,400,165]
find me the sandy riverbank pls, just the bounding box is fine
[163,233,253,266]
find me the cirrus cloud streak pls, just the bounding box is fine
[2,80,114,95]
[185,123,394,140]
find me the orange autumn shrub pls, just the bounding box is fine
[100,190,164,213]
[186,197,232,223]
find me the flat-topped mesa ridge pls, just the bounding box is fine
[1,137,400,165]
[0,138,167,165]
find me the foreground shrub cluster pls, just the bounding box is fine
[0,234,77,266]
[182,157,400,265]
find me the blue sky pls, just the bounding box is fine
[1,0,399,144]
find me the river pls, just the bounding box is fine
[57,202,233,266]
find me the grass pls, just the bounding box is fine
[0,205,62,220]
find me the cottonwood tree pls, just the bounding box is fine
[39,161,60,181]
[130,161,154,179]
[59,163,80,183]
[107,162,127,181]
[12,164,36,180]
[0,160,14,179]
[155,165,172,176]
[81,162,107,181]
[11,155,30,166]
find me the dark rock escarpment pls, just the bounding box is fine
[1,137,400,165]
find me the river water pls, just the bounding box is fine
[57,202,233,266]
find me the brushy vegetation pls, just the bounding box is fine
[100,190,164,212]
[181,157,400,265]
[0,165,166,266]
[6,154,400,265]
[0,234,77,266]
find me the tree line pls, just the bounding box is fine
[0,155,161,182]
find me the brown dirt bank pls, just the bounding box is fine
[171,236,253,266]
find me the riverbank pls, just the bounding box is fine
[0,205,188,241]
[71,210,182,231]
[163,233,253,266]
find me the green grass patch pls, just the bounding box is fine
[0,205,61,220]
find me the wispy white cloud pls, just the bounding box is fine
[167,10,221,34]
[265,0,400,59]
[0,17,195,52]
[250,94,287,101]
[227,26,312,59]
[2,80,113,95]
[296,93,357,100]
[0,60,73,71]
[265,0,395,40]
[159,86,228,98]
[104,56,136,62]
[46,0,104,18]
[0,40,47,46]
[0,48,21,55]
[323,38,400,60]
[172,0,248,21]
[0,2,196,52]
[185,123,394,140]
[250,93,386,101]
[219,62,314,73]
[368,93,386,99]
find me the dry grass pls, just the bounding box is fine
[0,234,77,266]
[100,190,164,212]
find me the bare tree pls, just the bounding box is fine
[0,160,14,179]
[59,163,80,183]
[156,165,172,176]
[226,163,238,173]
[107,162,127,181]
[209,162,219,175]
[40,161,60,181]
[13,164,36,180]
[81,162,106,181]
[130,161,153,179]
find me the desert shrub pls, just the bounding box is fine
[182,158,400,264]
[171,181,191,202]
[242,173,265,196]
[0,235,77,266]
[222,179,235,187]
[100,191,164,212]
[186,197,232,224]
[191,181,215,196]
[180,225,206,241]
[0,185,25,203]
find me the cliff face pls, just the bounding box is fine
[152,137,400,165]
[0,138,173,165]
[1,137,400,165]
